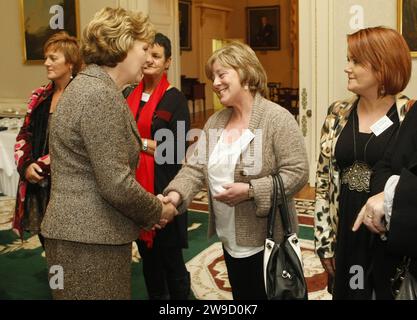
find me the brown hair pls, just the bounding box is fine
[348,26,411,96]
[205,41,268,97]
[81,7,155,67]
[43,31,82,76]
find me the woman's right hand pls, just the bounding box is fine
[162,191,182,208]
[320,257,336,278]
[25,163,44,184]
[152,194,179,230]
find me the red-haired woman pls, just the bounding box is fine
[13,31,82,247]
[314,26,412,299]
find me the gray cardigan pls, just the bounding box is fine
[165,93,308,246]
[41,64,162,245]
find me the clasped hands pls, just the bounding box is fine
[352,192,387,235]
[152,183,251,230]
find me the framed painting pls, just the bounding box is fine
[19,0,79,64]
[247,6,280,51]
[398,0,417,57]
[179,0,192,51]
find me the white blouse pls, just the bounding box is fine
[208,129,263,258]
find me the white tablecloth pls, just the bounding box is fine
[0,130,19,196]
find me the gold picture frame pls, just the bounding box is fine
[19,0,80,64]
[246,6,280,51]
[398,0,417,58]
[179,0,191,51]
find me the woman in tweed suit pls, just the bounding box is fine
[40,7,177,300]
[163,42,309,299]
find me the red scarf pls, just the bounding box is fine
[126,73,170,248]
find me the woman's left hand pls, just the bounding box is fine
[352,192,386,234]
[213,183,250,207]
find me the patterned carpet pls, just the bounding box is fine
[0,193,331,300]
[187,195,331,300]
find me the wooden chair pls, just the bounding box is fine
[181,76,206,119]
[277,87,299,117]
[267,82,281,103]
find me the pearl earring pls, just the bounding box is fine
[379,85,386,96]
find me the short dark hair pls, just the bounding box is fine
[154,33,171,59]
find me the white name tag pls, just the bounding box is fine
[141,92,150,102]
[370,115,393,136]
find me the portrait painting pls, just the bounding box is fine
[179,0,191,51]
[398,0,417,57]
[19,0,79,64]
[247,6,280,51]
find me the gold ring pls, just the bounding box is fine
[367,214,373,219]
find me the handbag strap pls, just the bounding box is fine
[267,174,293,239]
[267,175,279,239]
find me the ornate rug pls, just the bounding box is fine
[186,196,330,300]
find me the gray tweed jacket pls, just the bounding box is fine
[165,93,309,246]
[41,64,162,245]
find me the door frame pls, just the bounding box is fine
[298,0,334,186]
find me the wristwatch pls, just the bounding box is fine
[142,139,148,151]
[248,182,254,199]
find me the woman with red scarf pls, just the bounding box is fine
[126,33,191,300]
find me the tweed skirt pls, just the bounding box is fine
[44,238,132,300]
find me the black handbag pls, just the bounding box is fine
[392,257,417,300]
[263,174,308,300]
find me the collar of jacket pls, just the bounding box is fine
[79,64,119,92]
[27,82,54,113]
[331,93,411,137]
[332,93,410,122]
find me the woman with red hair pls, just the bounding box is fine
[314,26,412,299]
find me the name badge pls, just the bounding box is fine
[370,115,393,136]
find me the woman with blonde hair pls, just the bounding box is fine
[163,41,308,299]
[314,26,412,299]
[40,7,177,300]
[13,31,82,248]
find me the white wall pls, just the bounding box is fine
[332,0,405,102]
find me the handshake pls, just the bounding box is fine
[153,191,182,230]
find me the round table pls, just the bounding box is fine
[0,129,19,196]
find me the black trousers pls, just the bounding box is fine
[137,240,190,300]
[223,248,267,300]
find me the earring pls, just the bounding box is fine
[379,85,386,96]
[244,84,249,91]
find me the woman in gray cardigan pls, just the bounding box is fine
[164,42,309,299]
[40,7,177,300]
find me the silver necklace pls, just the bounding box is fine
[341,107,396,193]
